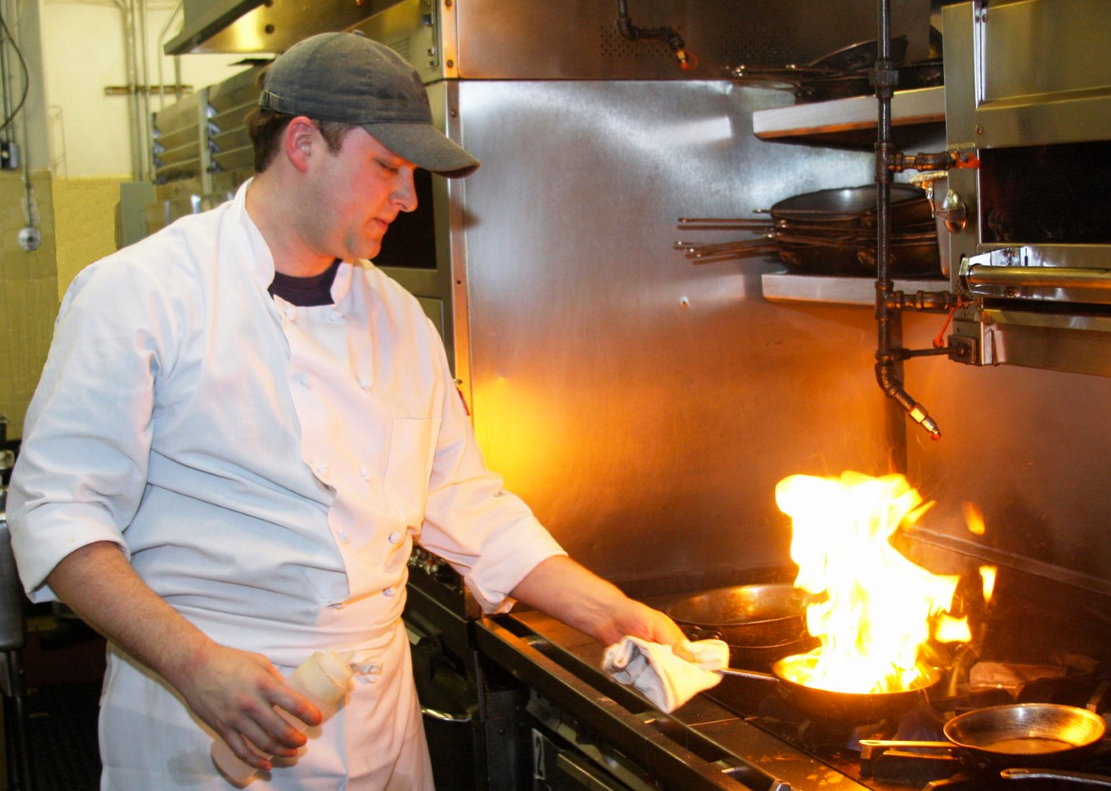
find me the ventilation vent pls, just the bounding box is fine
[720,25,802,67]
[598,24,677,60]
[388,36,411,62]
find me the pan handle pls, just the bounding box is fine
[682,626,724,642]
[716,667,779,683]
[1000,768,1111,788]
[858,739,954,751]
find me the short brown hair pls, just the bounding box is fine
[245,106,356,173]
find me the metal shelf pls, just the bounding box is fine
[762,272,949,306]
[753,86,945,145]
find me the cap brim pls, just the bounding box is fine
[365,122,479,178]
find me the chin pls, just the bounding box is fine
[352,239,384,261]
[339,246,380,263]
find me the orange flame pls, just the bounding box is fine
[963,504,998,603]
[980,564,997,603]
[963,502,986,535]
[776,471,969,694]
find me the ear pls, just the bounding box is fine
[284,116,318,174]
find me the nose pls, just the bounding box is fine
[393,167,418,213]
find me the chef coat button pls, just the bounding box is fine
[315,463,329,478]
[388,531,401,545]
[337,531,351,544]
[383,587,396,597]
[295,373,313,389]
[329,309,343,321]
[331,601,346,610]
[284,305,296,320]
[358,378,371,390]
[360,468,371,481]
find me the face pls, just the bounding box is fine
[297,125,418,262]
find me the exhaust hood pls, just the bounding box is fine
[164,0,408,55]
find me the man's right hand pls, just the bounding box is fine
[46,541,322,771]
[167,642,323,770]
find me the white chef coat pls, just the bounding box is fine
[8,180,565,789]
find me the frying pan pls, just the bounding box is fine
[668,584,819,671]
[860,703,1107,769]
[683,230,939,276]
[730,37,912,102]
[792,60,943,103]
[767,183,930,226]
[667,584,810,647]
[808,36,908,72]
[720,652,943,722]
[678,184,930,230]
[676,184,939,275]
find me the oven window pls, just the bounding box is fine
[373,168,437,269]
[979,140,1111,245]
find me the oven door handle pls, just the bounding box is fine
[421,706,473,724]
[475,616,766,791]
[556,750,632,791]
[966,264,1111,290]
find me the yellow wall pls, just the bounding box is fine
[52,178,125,299]
[0,174,126,440]
[0,171,58,441]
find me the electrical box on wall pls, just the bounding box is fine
[0,141,18,170]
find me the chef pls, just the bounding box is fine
[7,32,688,790]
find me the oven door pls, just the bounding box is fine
[532,729,645,791]
[406,609,481,790]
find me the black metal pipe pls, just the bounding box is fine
[885,289,962,312]
[873,0,941,441]
[615,0,692,68]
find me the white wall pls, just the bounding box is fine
[41,1,256,178]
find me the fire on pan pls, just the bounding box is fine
[708,472,995,724]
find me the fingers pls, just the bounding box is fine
[178,645,324,767]
[215,695,311,767]
[672,638,697,662]
[608,599,692,653]
[271,688,323,731]
[219,728,275,771]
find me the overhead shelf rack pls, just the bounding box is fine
[752,85,945,147]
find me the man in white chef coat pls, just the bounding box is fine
[7,32,689,790]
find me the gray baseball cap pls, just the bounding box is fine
[259,32,479,178]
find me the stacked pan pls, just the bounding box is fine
[676,183,941,277]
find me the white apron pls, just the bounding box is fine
[98,620,433,790]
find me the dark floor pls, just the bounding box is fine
[21,605,104,791]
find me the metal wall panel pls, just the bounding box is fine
[170,0,932,82]
[904,312,1111,596]
[452,0,931,80]
[452,79,886,587]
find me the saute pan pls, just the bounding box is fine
[721,652,943,723]
[860,703,1107,769]
[668,583,818,670]
[772,183,931,227]
[667,584,810,647]
[676,184,938,275]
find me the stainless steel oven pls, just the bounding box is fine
[942,0,1111,376]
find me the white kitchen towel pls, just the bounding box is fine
[601,637,729,713]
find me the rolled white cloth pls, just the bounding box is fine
[601,637,729,713]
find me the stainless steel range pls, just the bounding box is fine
[146,2,1111,788]
[406,553,1111,791]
